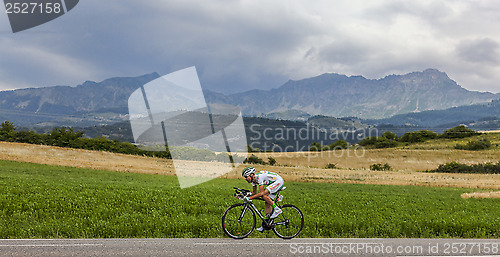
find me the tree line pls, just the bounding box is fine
[0,121,247,163]
[0,121,171,159]
[307,125,489,151]
[357,125,483,149]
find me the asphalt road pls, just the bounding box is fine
[1,238,499,257]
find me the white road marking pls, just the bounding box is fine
[195,242,384,245]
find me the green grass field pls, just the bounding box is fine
[0,160,498,239]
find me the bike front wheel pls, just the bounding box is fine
[272,204,304,239]
[222,203,256,239]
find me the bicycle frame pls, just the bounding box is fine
[238,192,284,225]
[239,199,266,222]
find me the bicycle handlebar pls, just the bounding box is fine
[233,187,270,202]
[233,187,253,201]
[233,187,251,193]
[233,186,285,202]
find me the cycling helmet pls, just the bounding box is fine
[242,167,256,177]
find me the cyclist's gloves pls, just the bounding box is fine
[244,196,252,202]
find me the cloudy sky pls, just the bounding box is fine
[1,0,499,93]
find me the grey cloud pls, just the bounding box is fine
[364,1,455,24]
[317,40,371,65]
[456,38,499,65]
[1,0,500,94]
[0,0,324,93]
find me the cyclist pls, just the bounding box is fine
[241,167,283,232]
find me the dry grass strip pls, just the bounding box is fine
[0,141,175,175]
[1,142,499,190]
[461,191,500,199]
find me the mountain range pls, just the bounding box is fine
[0,69,499,128]
[206,69,499,119]
[367,99,500,128]
[0,73,159,127]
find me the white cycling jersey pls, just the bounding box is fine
[252,171,284,197]
[251,171,282,186]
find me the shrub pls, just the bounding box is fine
[247,145,260,153]
[268,157,277,166]
[243,155,278,166]
[374,138,398,148]
[370,163,392,171]
[359,137,398,148]
[381,131,397,140]
[432,161,462,173]
[429,161,500,174]
[327,140,349,150]
[0,121,17,142]
[0,120,15,133]
[455,139,492,150]
[358,136,378,146]
[440,125,480,139]
[310,140,350,151]
[359,131,399,149]
[309,142,322,152]
[13,130,42,144]
[45,126,85,147]
[400,130,437,143]
[326,163,337,169]
[243,154,266,165]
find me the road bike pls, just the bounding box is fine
[222,187,304,239]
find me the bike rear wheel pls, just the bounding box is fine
[222,203,256,239]
[272,204,304,239]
